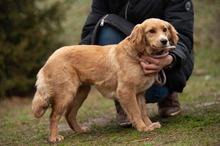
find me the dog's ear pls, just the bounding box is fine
[168,24,179,45]
[128,24,145,46]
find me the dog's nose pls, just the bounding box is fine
[160,38,168,45]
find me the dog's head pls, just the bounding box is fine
[128,18,178,56]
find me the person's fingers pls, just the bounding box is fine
[140,62,160,75]
[140,55,160,65]
[141,55,173,68]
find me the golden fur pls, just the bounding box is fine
[32,18,178,142]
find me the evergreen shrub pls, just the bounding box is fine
[0,0,69,97]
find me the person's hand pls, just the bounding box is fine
[140,55,173,75]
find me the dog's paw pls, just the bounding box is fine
[146,122,161,131]
[151,122,161,129]
[49,135,64,142]
[81,126,90,132]
[138,122,161,132]
[137,125,154,131]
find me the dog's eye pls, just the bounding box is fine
[163,28,167,32]
[149,29,156,33]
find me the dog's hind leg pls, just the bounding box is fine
[49,89,76,142]
[65,85,91,133]
[49,106,64,142]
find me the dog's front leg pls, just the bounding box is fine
[137,93,161,130]
[117,87,149,131]
[137,93,152,125]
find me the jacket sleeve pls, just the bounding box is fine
[79,0,109,44]
[164,0,194,68]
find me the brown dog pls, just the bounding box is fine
[32,18,178,142]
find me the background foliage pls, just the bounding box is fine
[0,0,71,97]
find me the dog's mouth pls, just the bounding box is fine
[151,45,176,59]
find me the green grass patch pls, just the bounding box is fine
[0,97,219,145]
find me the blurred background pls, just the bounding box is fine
[0,0,219,100]
[0,0,91,97]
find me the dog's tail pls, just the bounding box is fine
[32,69,51,118]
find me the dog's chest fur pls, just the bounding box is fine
[95,73,154,100]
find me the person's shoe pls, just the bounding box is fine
[158,92,181,117]
[114,100,132,127]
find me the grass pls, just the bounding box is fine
[0,97,219,145]
[1,0,220,145]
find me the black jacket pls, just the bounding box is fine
[80,0,194,93]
